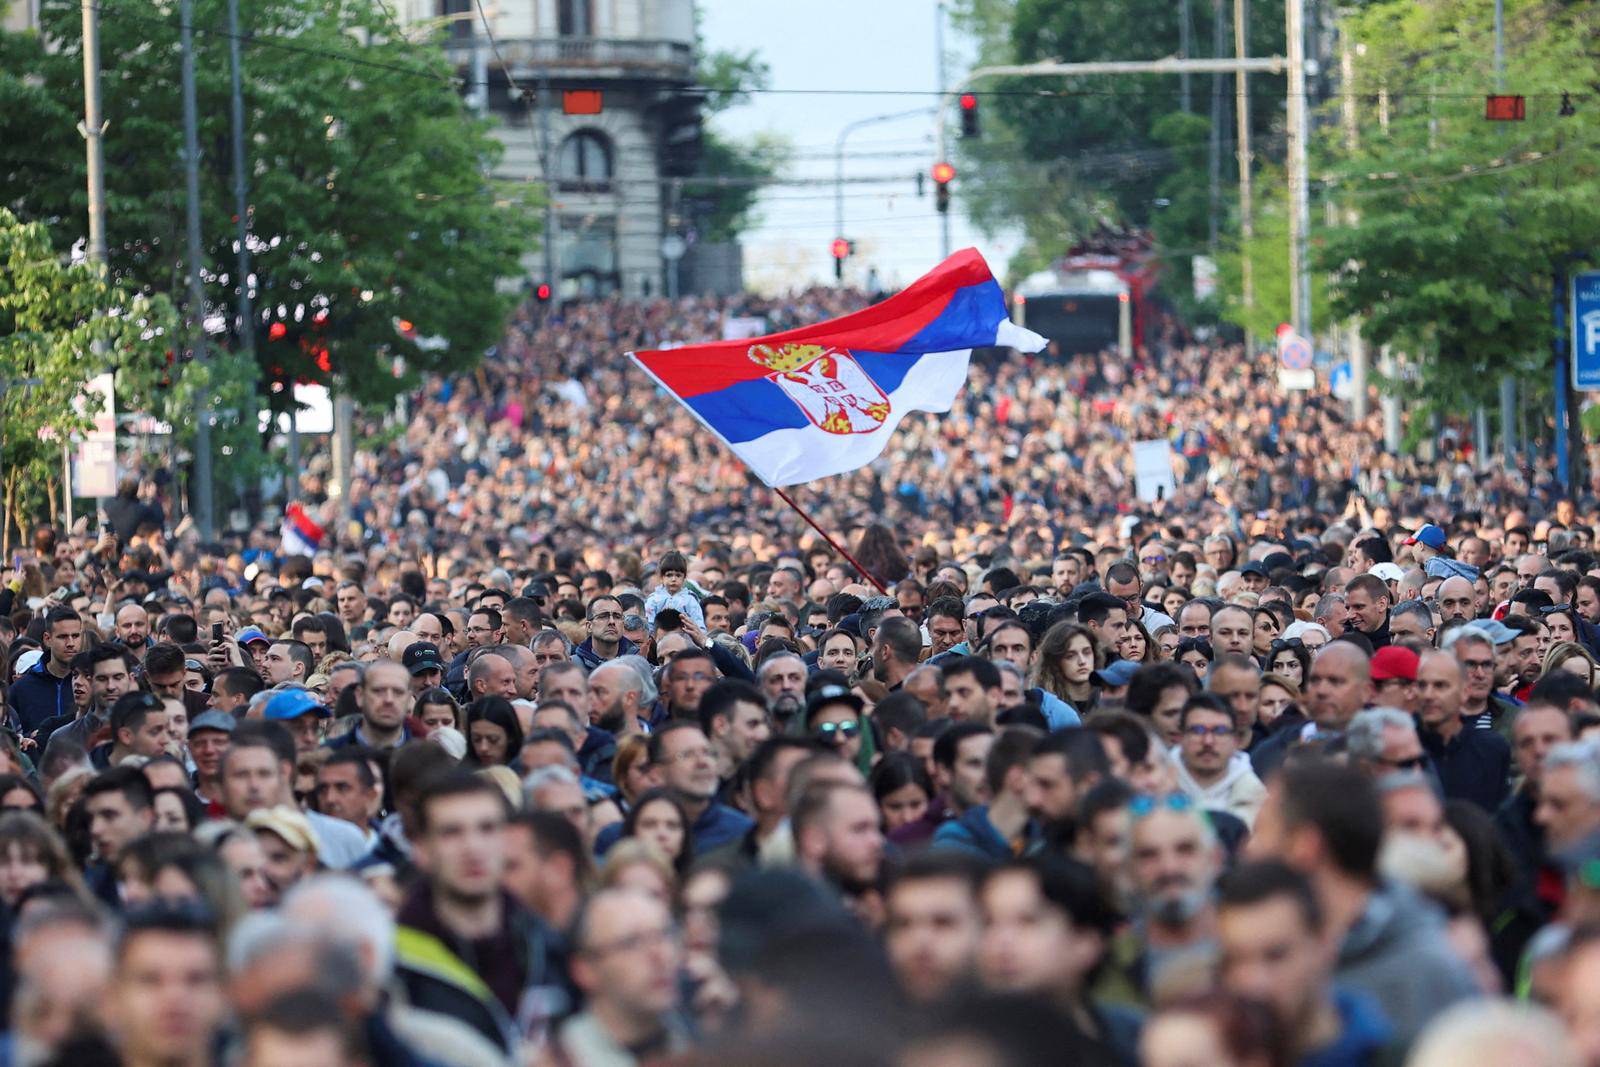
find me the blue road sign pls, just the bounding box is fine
[1574,271,1600,390]
[1329,361,1352,397]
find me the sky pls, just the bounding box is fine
[697,0,1021,294]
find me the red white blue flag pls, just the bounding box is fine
[629,249,1045,486]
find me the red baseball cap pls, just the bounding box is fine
[1370,645,1420,683]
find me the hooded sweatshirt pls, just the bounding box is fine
[1335,881,1479,1044]
[1171,750,1267,827]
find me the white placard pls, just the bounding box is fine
[1133,438,1177,503]
[73,372,116,498]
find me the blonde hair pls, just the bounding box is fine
[476,765,522,810]
[1544,641,1598,687]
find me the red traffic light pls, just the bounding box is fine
[831,238,851,260]
[267,321,287,341]
[959,93,977,110]
[931,161,955,184]
[535,283,552,301]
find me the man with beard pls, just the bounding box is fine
[587,659,651,736]
[933,726,1044,859]
[793,780,885,909]
[870,617,922,690]
[1095,794,1223,1009]
[757,652,808,727]
[1024,728,1111,842]
[574,595,635,671]
[892,723,994,848]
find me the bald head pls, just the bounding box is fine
[1305,641,1373,731]
[1437,576,1476,622]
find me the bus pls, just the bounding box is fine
[1012,235,1159,360]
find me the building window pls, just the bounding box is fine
[438,0,472,40]
[560,214,618,297]
[558,0,592,36]
[556,131,613,192]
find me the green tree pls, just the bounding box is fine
[949,0,1286,284]
[1319,0,1600,436]
[0,209,178,547]
[0,0,539,423]
[686,46,787,243]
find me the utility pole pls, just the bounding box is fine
[1339,29,1366,422]
[1207,0,1225,249]
[539,71,556,293]
[1233,0,1254,353]
[1286,0,1311,339]
[934,1,950,258]
[471,0,489,114]
[79,0,109,518]
[180,0,214,540]
[1494,0,1516,464]
[1180,0,1193,112]
[226,0,258,501]
[79,0,107,269]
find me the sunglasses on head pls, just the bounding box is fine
[1176,637,1213,658]
[813,721,861,743]
[1129,793,1195,819]
[1269,638,1306,655]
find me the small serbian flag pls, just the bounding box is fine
[281,502,324,557]
[629,249,1046,486]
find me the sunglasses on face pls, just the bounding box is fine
[814,721,861,744]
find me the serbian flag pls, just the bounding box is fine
[281,502,324,557]
[629,249,1045,486]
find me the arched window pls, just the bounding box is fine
[556,131,613,192]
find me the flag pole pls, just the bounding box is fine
[771,486,887,595]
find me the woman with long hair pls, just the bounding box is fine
[1033,621,1100,714]
[0,812,84,909]
[1544,640,1599,691]
[851,524,911,588]
[621,787,693,876]
[464,696,524,768]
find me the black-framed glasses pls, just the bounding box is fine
[814,721,861,744]
[1184,723,1234,740]
[1376,754,1427,772]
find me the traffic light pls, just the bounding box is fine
[932,162,955,214]
[535,282,552,303]
[959,93,980,139]
[831,237,853,282]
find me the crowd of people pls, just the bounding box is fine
[0,285,1595,1067]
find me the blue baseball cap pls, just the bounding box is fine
[262,688,329,721]
[1405,524,1447,550]
[1093,659,1141,687]
[236,626,271,647]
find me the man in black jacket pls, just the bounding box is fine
[395,771,572,1055]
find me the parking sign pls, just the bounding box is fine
[1573,270,1600,390]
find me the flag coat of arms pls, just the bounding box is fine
[629,249,1046,486]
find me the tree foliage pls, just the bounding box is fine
[1318,0,1600,413]
[0,0,539,418]
[0,209,178,542]
[949,0,1285,286]
[688,45,787,244]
